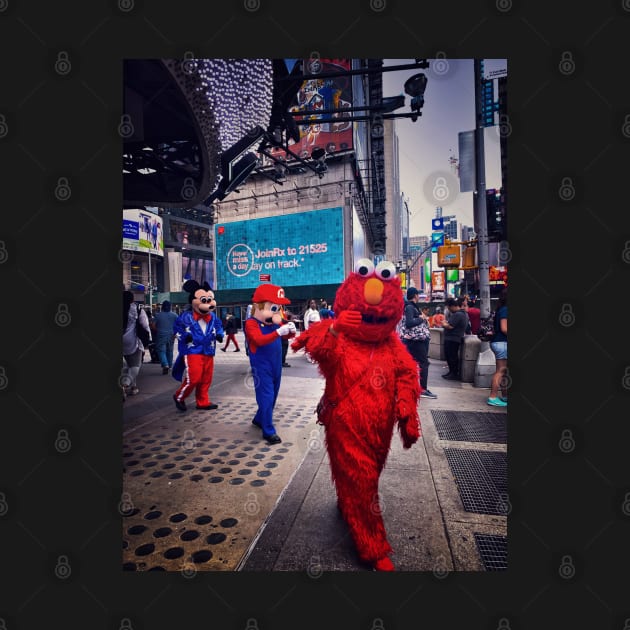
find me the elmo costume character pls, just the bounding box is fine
[291,258,421,571]
[245,284,296,444]
[172,280,224,411]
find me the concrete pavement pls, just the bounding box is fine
[122,331,507,572]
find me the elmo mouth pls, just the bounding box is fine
[361,313,390,324]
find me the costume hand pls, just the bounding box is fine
[215,334,224,343]
[398,416,420,449]
[276,323,295,336]
[331,308,362,335]
[184,333,193,344]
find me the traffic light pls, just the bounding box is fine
[486,188,506,242]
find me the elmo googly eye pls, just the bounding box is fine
[375,261,396,281]
[354,258,375,277]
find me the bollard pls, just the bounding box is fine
[474,341,496,388]
[459,335,481,383]
[428,327,444,360]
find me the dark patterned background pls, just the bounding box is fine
[1,1,629,629]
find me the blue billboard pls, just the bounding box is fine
[215,207,344,290]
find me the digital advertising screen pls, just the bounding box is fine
[122,209,164,256]
[215,207,345,291]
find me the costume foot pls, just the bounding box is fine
[252,418,262,429]
[162,366,169,375]
[196,403,218,410]
[234,348,240,352]
[264,434,282,445]
[173,395,186,412]
[282,362,291,367]
[373,557,395,571]
[220,348,226,352]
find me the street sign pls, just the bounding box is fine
[431,231,444,252]
[458,130,475,192]
[431,217,444,231]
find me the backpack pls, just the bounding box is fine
[477,312,495,342]
[135,305,152,347]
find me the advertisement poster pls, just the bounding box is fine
[270,58,353,161]
[215,207,344,290]
[122,209,164,256]
[432,270,445,298]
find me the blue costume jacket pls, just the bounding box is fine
[172,310,224,381]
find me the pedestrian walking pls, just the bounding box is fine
[153,300,178,374]
[441,298,469,380]
[303,299,321,363]
[488,289,508,407]
[220,313,241,352]
[122,290,151,397]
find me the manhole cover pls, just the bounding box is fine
[474,533,507,571]
[432,410,507,444]
[443,449,507,515]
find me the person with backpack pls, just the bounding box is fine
[122,290,152,397]
[488,289,508,407]
[400,287,437,399]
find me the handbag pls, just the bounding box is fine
[135,305,152,347]
[477,313,495,342]
[397,306,431,341]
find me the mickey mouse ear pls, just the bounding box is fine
[183,279,200,293]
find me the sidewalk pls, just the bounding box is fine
[122,334,507,572]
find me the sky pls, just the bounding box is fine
[382,59,506,240]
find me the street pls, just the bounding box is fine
[122,331,507,572]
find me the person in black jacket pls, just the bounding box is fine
[401,287,437,399]
[220,313,241,352]
[441,298,469,380]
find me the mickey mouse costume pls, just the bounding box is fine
[171,280,224,411]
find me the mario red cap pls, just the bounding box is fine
[251,283,291,305]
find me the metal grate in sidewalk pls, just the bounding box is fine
[443,449,508,515]
[474,533,507,571]
[432,410,507,444]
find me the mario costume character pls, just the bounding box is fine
[172,280,224,411]
[245,284,296,444]
[291,258,421,571]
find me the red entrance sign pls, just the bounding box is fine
[259,274,271,282]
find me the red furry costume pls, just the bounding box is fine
[291,259,422,571]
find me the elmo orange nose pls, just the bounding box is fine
[364,278,384,305]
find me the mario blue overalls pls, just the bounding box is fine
[245,318,283,439]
